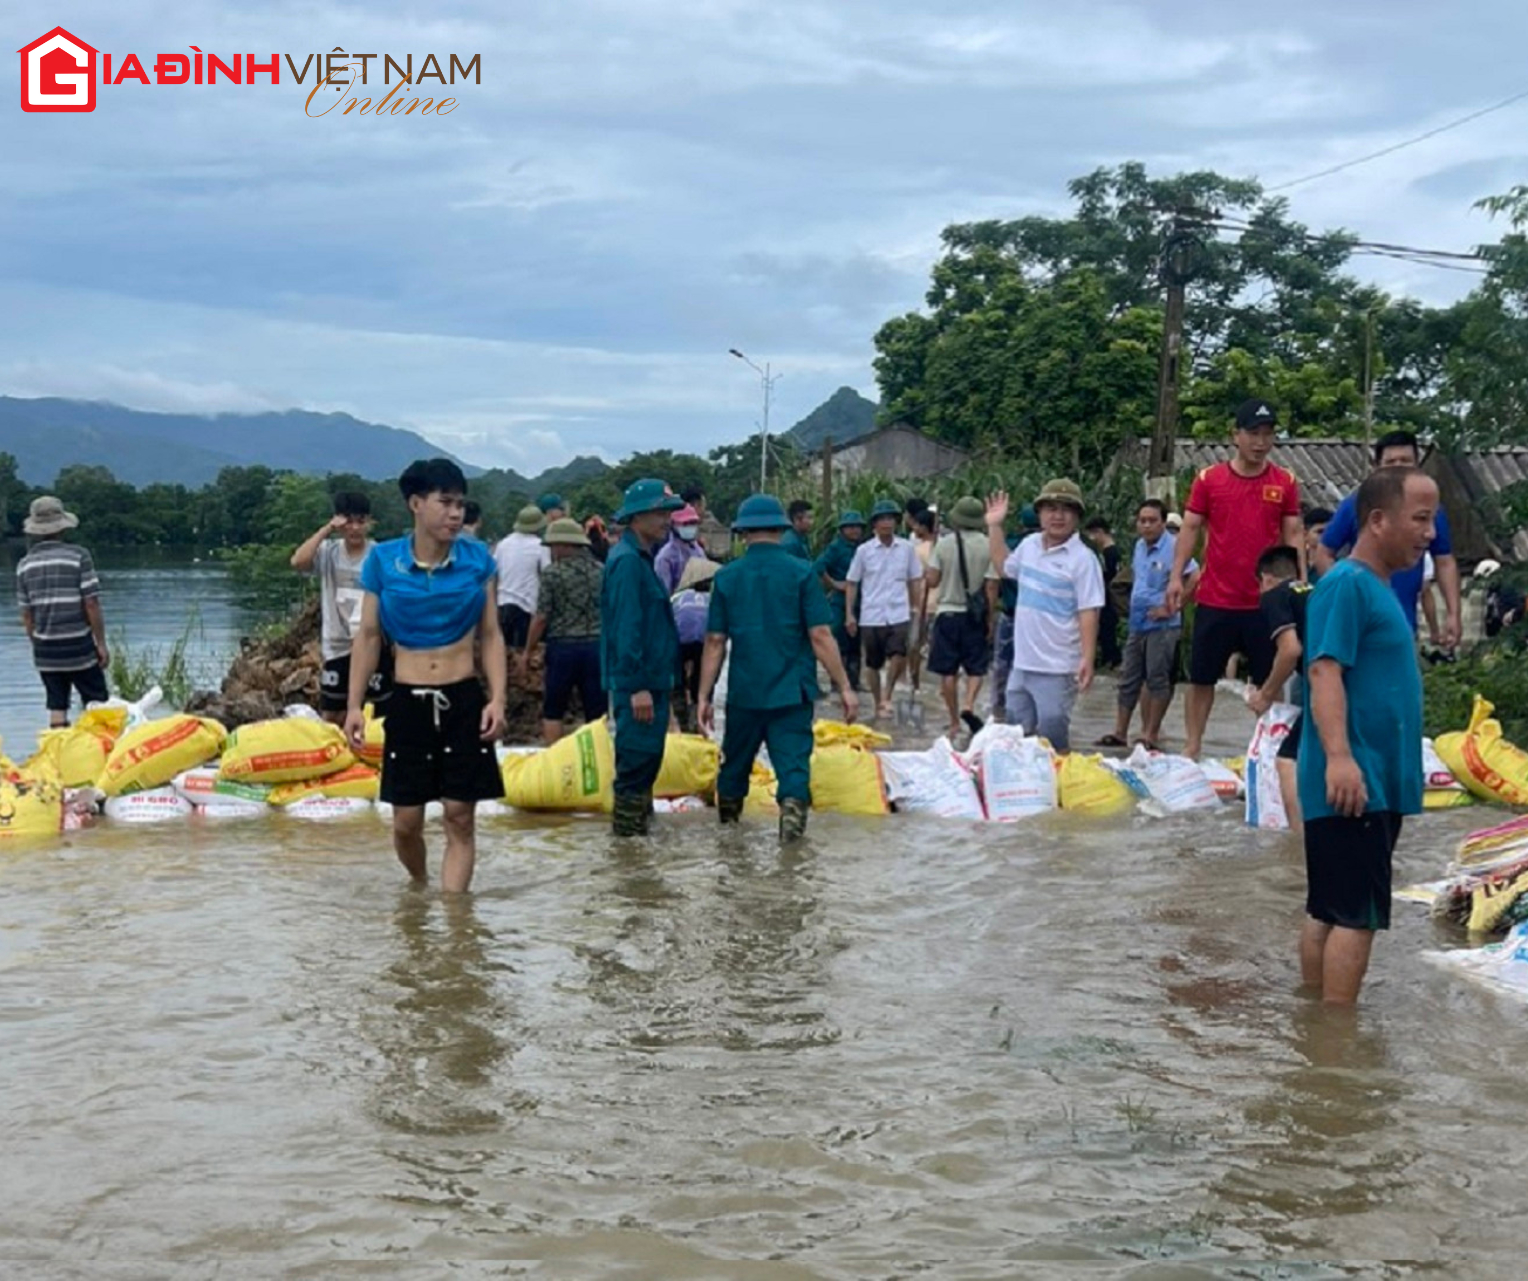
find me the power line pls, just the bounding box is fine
[1266,87,1528,192]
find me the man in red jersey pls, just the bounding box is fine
[1165,399,1303,758]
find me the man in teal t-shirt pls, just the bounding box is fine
[698,495,857,843]
[1297,467,1437,1005]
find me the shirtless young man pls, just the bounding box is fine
[345,459,507,893]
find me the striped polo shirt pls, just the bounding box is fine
[1003,531,1106,674]
[16,540,101,672]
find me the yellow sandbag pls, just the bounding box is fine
[809,744,888,815]
[219,718,355,785]
[29,723,113,789]
[743,760,779,815]
[98,715,227,797]
[813,719,892,750]
[502,719,615,812]
[655,734,719,798]
[353,705,385,769]
[78,705,129,744]
[268,763,380,805]
[1424,788,1476,810]
[0,758,63,840]
[1057,752,1136,817]
[1435,696,1528,808]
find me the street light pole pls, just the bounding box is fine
[729,348,781,492]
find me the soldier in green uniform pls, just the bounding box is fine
[601,478,683,836]
[813,510,866,692]
[697,495,859,843]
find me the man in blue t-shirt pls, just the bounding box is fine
[1314,430,1460,647]
[1298,466,1437,1005]
[346,458,506,894]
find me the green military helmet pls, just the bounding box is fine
[732,494,791,530]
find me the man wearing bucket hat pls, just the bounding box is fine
[493,505,551,654]
[697,495,858,842]
[602,478,684,836]
[520,519,606,745]
[845,499,925,721]
[16,495,110,726]
[985,479,1105,753]
[924,497,1000,742]
[814,510,866,694]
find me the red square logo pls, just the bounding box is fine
[1263,485,1284,504]
[19,27,97,112]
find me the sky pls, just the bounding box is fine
[4,1,1527,475]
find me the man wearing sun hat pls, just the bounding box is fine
[697,495,858,843]
[494,504,551,654]
[925,496,1001,742]
[520,518,606,745]
[16,495,111,727]
[985,479,1105,753]
[602,478,684,836]
[845,498,925,721]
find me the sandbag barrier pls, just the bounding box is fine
[3,691,1520,839]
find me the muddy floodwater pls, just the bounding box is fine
[0,682,1517,1278]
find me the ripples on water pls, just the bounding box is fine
[0,796,1518,1277]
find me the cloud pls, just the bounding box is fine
[4,0,1525,474]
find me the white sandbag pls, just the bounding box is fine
[654,795,708,814]
[193,800,268,820]
[1202,760,1244,801]
[1107,745,1221,815]
[1244,704,1300,829]
[282,703,324,721]
[879,738,985,820]
[286,796,374,820]
[172,767,272,807]
[963,724,1056,822]
[476,798,516,817]
[104,786,192,824]
[1425,922,1528,999]
[1422,737,1464,793]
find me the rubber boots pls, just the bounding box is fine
[718,796,745,825]
[612,790,651,838]
[778,797,809,845]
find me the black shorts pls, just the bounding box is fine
[543,638,607,722]
[499,604,533,649]
[861,623,910,670]
[926,613,991,677]
[41,665,108,714]
[380,678,504,808]
[1277,711,1303,761]
[320,650,394,713]
[1189,604,1275,686]
[1304,811,1403,932]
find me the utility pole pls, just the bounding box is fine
[1363,310,1376,450]
[820,436,834,520]
[1146,217,1203,507]
[728,348,781,492]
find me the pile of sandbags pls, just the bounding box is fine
[1434,696,1528,809]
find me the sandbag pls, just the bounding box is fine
[285,796,375,820]
[880,739,984,820]
[964,725,1055,822]
[0,756,64,839]
[1244,704,1299,829]
[742,759,780,815]
[219,718,355,785]
[173,767,272,807]
[810,744,889,816]
[355,708,386,769]
[1425,920,1528,998]
[655,734,719,799]
[1434,696,1528,809]
[98,715,227,797]
[1201,761,1244,801]
[267,763,380,805]
[104,786,193,824]
[193,799,268,820]
[1108,746,1221,815]
[1057,752,1136,817]
[501,719,615,812]
[813,720,892,750]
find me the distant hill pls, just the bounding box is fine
[0,396,480,487]
[784,387,878,451]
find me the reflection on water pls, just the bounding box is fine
[0,785,1521,1275]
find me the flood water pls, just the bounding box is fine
[0,757,1513,1276]
[0,553,1518,1276]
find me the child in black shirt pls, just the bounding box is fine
[1251,545,1310,828]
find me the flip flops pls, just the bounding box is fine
[1095,733,1128,748]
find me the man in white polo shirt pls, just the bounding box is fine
[845,499,925,721]
[985,479,1104,752]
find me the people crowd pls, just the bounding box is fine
[13,398,1511,1001]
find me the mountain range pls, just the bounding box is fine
[0,387,881,490]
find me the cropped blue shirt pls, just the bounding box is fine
[360,535,495,650]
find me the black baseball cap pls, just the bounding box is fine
[1235,398,1278,430]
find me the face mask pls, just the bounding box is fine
[676,525,699,543]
